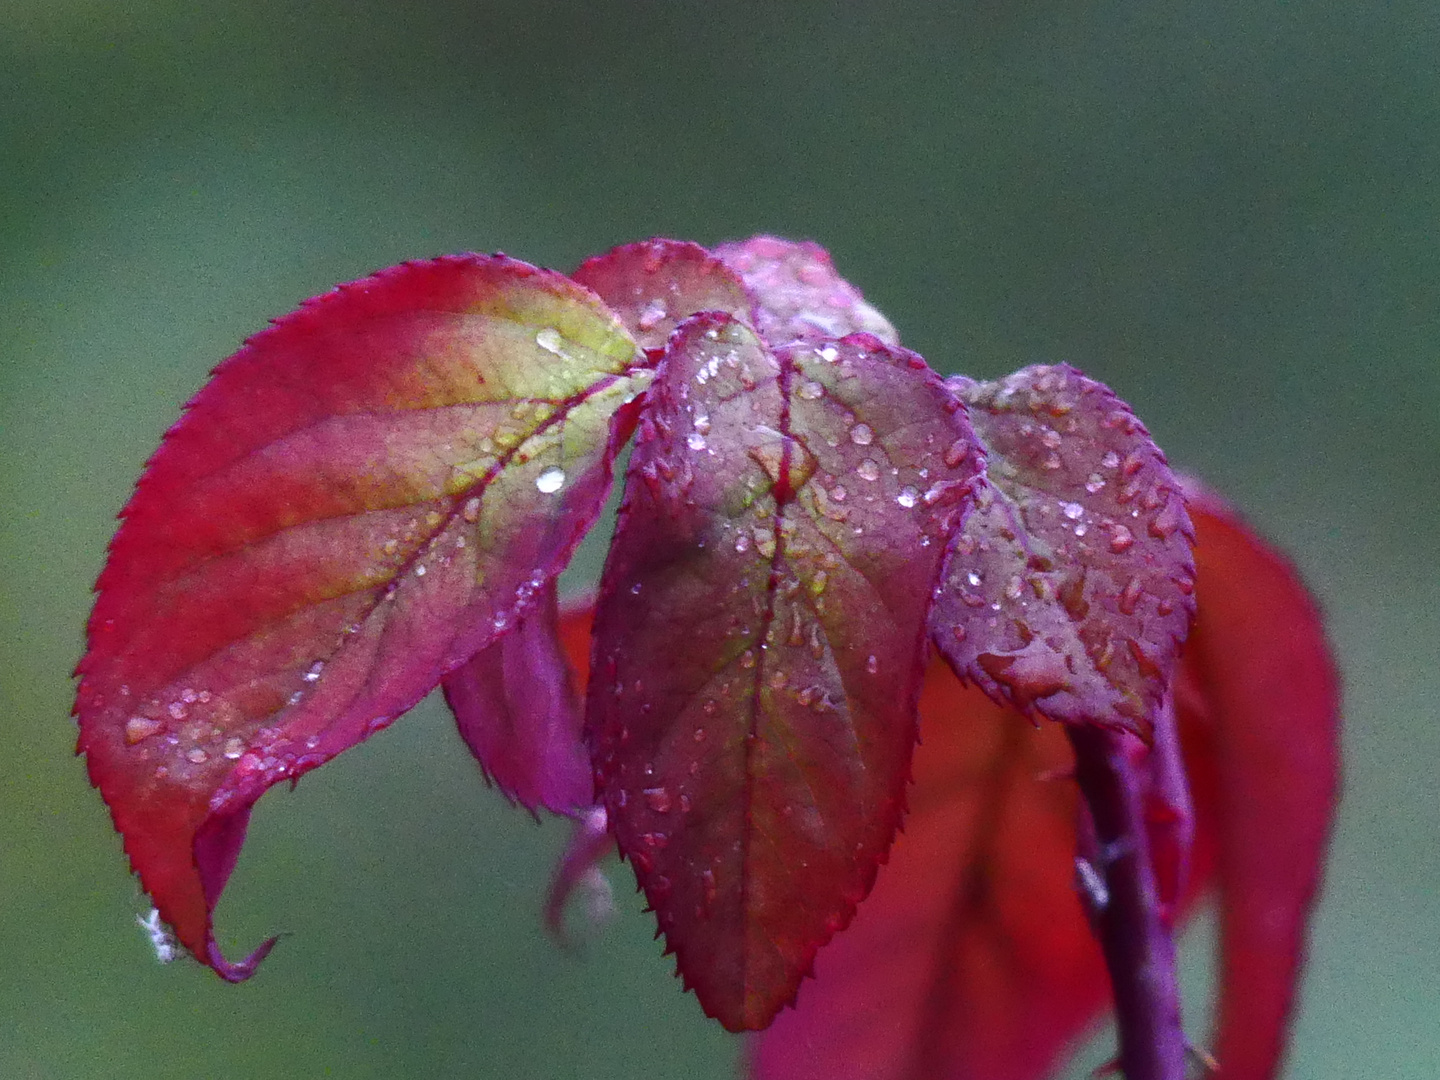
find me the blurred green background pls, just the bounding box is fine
[3,1,1437,1077]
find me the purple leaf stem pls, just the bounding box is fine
[1068,725,1187,1080]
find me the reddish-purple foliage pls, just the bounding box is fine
[75,236,1338,1079]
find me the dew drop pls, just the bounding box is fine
[124,716,163,745]
[865,654,879,675]
[414,564,426,577]
[1101,450,1121,469]
[768,670,788,690]
[536,467,566,494]
[643,787,673,813]
[222,737,246,760]
[637,299,668,331]
[303,661,325,682]
[1148,500,1182,540]
[1085,473,1106,494]
[1061,502,1084,521]
[734,530,751,554]
[641,831,669,848]
[166,701,188,721]
[739,649,757,669]
[849,423,874,446]
[830,485,847,502]
[1042,453,1062,471]
[798,380,825,400]
[535,328,565,355]
[817,345,839,362]
[1109,525,1135,553]
[686,431,707,451]
[943,440,969,468]
[1040,428,1062,450]
[462,497,481,522]
[1119,576,1145,615]
[185,747,209,765]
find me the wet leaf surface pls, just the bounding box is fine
[74,255,646,977]
[932,364,1196,738]
[572,238,751,351]
[586,312,978,1030]
[714,235,900,347]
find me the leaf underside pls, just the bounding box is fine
[587,312,979,1031]
[74,255,646,976]
[441,580,591,814]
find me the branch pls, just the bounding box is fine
[1068,724,1188,1080]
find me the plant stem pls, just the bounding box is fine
[1067,725,1187,1080]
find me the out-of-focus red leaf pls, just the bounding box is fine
[586,312,979,1031]
[73,255,647,978]
[1184,486,1340,1080]
[932,365,1196,739]
[441,580,590,814]
[572,239,751,351]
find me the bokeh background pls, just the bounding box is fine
[3,2,1437,1077]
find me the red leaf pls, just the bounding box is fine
[1183,485,1340,1080]
[932,365,1196,738]
[714,236,901,346]
[441,580,591,814]
[586,313,979,1031]
[73,255,647,978]
[571,238,751,351]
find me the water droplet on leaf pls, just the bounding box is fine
[536,467,566,494]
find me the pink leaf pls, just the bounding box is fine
[932,365,1196,738]
[442,580,591,815]
[714,235,900,346]
[572,238,751,351]
[73,255,647,978]
[586,312,979,1030]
